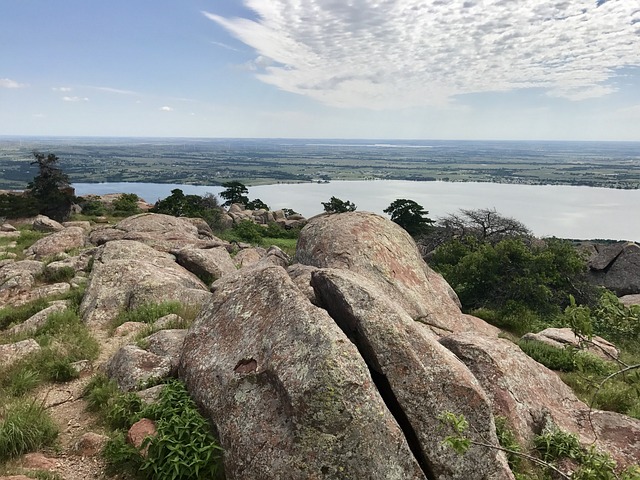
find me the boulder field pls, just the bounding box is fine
[1,211,638,479]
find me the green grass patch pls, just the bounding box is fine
[0,298,49,332]
[35,266,76,284]
[0,401,58,461]
[0,308,99,396]
[111,301,198,332]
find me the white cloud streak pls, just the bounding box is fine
[204,1,640,109]
[62,96,89,102]
[53,86,73,92]
[0,78,27,89]
[160,106,173,111]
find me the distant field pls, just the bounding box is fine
[0,137,638,190]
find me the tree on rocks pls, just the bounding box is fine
[28,152,74,222]
[384,198,435,236]
[220,181,249,207]
[321,196,356,213]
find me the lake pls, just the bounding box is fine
[73,180,640,242]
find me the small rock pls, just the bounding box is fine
[136,384,165,405]
[522,327,619,361]
[127,418,157,455]
[105,345,171,391]
[153,313,183,330]
[71,359,92,374]
[113,321,148,337]
[75,432,109,456]
[1,223,17,232]
[22,452,57,470]
[0,339,41,368]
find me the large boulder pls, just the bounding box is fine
[588,242,640,295]
[89,213,223,252]
[79,240,210,327]
[173,246,236,283]
[32,215,64,232]
[105,344,171,391]
[25,226,86,260]
[295,212,498,336]
[179,265,426,479]
[311,268,513,480]
[0,260,44,304]
[439,333,640,469]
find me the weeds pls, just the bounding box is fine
[93,379,224,480]
[112,301,184,330]
[0,401,58,461]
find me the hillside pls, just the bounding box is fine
[0,211,639,480]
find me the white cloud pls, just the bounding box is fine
[211,40,241,52]
[205,1,640,109]
[90,86,137,95]
[160,106,173,111]
[62,96,89,102]
[0,78,27,89]
[52,87,72,92]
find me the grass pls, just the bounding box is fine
[0,228,47,260]
[0,306,99,396]
[0,298,49,332]
[111,301,199,333]
[0,401,58,461]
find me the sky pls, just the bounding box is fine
[1,0,639,141]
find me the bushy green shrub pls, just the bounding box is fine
[101,380,224,480]
[112,193,141,216]
[151,189,223,230]
[0,297,49,330]
[232,219,263,243]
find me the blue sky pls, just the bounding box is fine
[1,0,639,140]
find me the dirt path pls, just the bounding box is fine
[4,327,132,480]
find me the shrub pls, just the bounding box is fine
[0,401,58,461]
[37,266,76,284]
[103,380,224,480]
[232,219,263,243]
[112,193,141,216]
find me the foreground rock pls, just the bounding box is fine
[440,333,640,469]
[180,265,425,479]
[312,268,513,480]
[295,212,498,336]
[80,240,210,327]
[0,339,41,368]
[173,246,236,283]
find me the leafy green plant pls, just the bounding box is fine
[112,193,141,216]
[102,380,224,480]
[232,219,263,243]
[494,416,522,472]
[0,401,58,461]
[7,369,41,397]
[106,393,144,430]
[518,340,578,372]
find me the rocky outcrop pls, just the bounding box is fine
[588,242,640,295]
[311,268,513,480]
[179,265,426,479]
[440,333,640,469]
[295,211,498,336]
[88,213,229,252]
[24,226,86,260]
[79,240,210,327]
[0,260,44,304]
[143,329,186,375]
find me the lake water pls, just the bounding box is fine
[73,180,640,242]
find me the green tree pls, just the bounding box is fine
[112,193,141,216]
[383,199,434,236]
[321,196,356,213]
[151,189,222,229]
[431,236,597,319]
[27,152,74,221]
[245,198,269,211]
[220,181,249,207]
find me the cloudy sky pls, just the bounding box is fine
[1,0,639,140]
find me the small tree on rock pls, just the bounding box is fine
[383,199,435,236]
[220,181,249,207]
[321,196,356,214]
[28,152,74,222]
